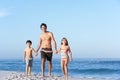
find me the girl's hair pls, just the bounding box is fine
[61,37,69,46]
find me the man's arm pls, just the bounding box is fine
[36,35,42,53]
[32,48,37,56]
[50,32,57,53]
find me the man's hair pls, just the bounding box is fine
[40,23,47,28]
[26,40,32,45]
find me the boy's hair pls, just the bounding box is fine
[61,37,69,46]
[40,23,47,28]
[26,40,32,45]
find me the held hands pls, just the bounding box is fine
[54,49,58,54]
[35,51,38,56]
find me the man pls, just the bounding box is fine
[36,23,57,77]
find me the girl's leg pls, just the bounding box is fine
[64,58,68,80]
[61,59,65,76]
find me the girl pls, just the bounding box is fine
[58,37,72,80]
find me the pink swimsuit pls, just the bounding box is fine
[61,49,68,58]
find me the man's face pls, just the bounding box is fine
[41,25,47,32]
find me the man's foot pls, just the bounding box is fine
[48,72,51,77]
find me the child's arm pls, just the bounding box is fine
[23,50,26,61]
[68,46,72,61]
[57,46,61,54]
[32,48,37,56]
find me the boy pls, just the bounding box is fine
[23,40,37,76]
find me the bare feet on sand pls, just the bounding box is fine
[48,72,51,77]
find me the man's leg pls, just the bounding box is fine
[48,60,52,76]
[41,51,46,77]
[41,58,46,77]
[47,53,53,76]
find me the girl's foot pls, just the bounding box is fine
[41,73,44,77]
[65,76,68,80]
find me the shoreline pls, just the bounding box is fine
[0,70,118,80]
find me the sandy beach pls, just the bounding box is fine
[0,71,117,80]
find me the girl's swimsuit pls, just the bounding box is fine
[61,49,68,58]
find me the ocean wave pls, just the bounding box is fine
[70,68,120,74]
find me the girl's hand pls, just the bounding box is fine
[69,58,72,61]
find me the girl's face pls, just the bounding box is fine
[62,39,67,45]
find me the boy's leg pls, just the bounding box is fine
[28,59,32,75]
[26,64,29,75]
[25,59,29,75]
[28,66,31,75]
[61,59,65,76]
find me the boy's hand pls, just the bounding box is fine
[35,51,38,56]
[23,58,25,62]
[35,53,38,56]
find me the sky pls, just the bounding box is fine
[0,0,120,59]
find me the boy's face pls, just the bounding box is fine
[41,25,47,32]
[26,42,31,47]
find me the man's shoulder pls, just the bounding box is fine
[46,31,52,34]
[47,31,52,34]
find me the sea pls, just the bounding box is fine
[0,58,120,79]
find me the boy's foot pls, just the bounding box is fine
[27,73,31,76]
